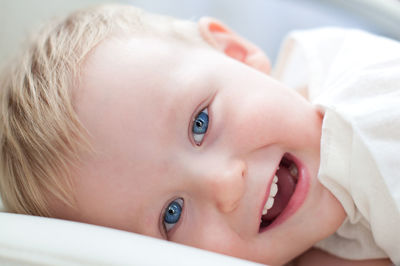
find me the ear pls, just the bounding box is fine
[198,17,271,74]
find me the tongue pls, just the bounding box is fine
[263,167,296,221]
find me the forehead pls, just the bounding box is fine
[77,36,174,147]
[82,35,185,95]
[75,35,217,166]
[78,34,213,106]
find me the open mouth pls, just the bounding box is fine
[259,153,299,231]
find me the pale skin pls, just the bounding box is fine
[51,18,391,265]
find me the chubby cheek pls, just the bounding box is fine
[177,228,280,265]
[176,224,249,260]
[220,91,318,154]
[171,208,249,260]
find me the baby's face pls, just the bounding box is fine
[68,35,345,265]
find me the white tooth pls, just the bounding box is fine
[262,206,268,215]
[289,163,298,177]
[270,183,278,197]
[266,196,274,210]
[262,176,279,216]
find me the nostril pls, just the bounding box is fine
[241,169,246,180]
[242,163,248,180]
[237,160,247,180]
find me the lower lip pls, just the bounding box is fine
[259,154,310,233]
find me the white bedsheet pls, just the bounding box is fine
[0,212,261,266]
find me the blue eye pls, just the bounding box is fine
[163,198,184,233]
[192,108,209,145]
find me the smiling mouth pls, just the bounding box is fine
[259,154,299,230]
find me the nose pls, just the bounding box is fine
[198,159,247,213]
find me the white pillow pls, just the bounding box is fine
[0,212,261,266]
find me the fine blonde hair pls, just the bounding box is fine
[0,4,201,217]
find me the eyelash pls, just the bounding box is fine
[191,107,209,146]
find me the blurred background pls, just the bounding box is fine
[1,0,400,66]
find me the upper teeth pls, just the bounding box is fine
[262,175,278,215]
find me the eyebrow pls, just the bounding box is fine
[163,82,199,138]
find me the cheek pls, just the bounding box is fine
[259,98,322,152]
[179,224,281,265]
[312,182,346,235]
[179,224,248,259]
[173,206,248,258]
[220,93,296,151]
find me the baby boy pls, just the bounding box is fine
[0,4,398,265]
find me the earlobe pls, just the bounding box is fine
[198,17,271,74]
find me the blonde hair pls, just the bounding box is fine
[0,4,202,217]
